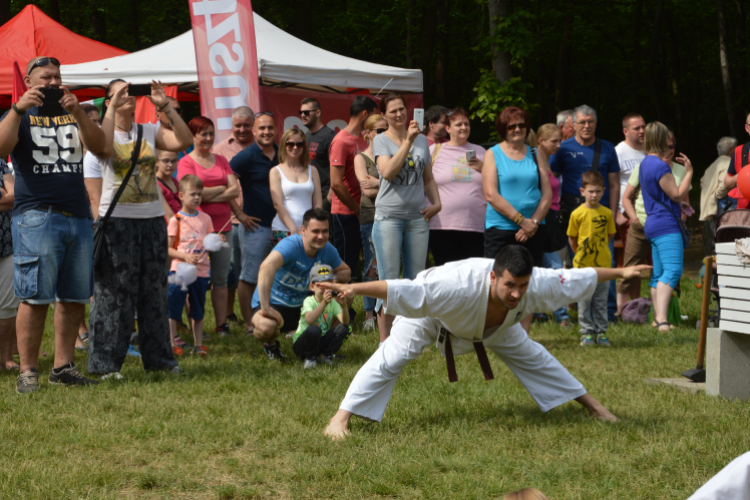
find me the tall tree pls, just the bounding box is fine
[647,0,667,122]
[487,0,512,85]
[130,0,142,50]
[717,0,739,137]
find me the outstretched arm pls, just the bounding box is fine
[319,280,387,301]
[594,265,651,283]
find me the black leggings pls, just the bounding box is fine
[293,324,349,359]
[429,230,484,267]
[483,225,546,267]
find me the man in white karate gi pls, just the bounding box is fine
[320,245,649,439]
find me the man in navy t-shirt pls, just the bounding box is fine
[0,56,106,393]
[251,208,351,361]
[549,104,621,322]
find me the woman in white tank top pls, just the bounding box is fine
[270,129,322,242]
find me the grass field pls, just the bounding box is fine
[1,276,749,499]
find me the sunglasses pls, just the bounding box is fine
[286,141,305,149]
[256,111,274,117]
[157,158,179,165]
[507,123,527,131]
[375,128,387,134]
[27,57,60,75]
[298,109,319,116]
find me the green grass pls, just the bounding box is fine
[1,278,748,499]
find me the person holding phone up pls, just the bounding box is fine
[0,56,107,393]
[371,93,441,340]
[426,108,487,267]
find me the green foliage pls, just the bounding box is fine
[480,9,537,68]
[470,71,536,136]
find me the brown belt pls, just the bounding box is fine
[440,327,494,382]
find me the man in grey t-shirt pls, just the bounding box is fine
[300,98,336,201]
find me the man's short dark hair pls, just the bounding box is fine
[622,112,643,129]
[302,208,330,227]
[350,96,377,117]
[492,245,534,278]
[426,105,449,124]
[80,103,99,116]
[301,97,321,110]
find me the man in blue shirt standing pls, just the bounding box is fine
[550,104,621,322]
[252,208,351,361]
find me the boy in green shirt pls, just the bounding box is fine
[293,265,350,368]
[568,170,616,347]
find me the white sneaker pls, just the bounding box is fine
[304,359,317,369]
[363,317,377,331]
[101,372,124,381]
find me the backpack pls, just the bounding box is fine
[729,143,750,209]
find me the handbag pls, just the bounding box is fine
[544,209,567,252]
[93,124,143,272]
[638,162,690,249]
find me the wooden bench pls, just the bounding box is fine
[708,242,750,400]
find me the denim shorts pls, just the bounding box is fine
[11,208,93,304]
[168,274,210,321]
[239,224,274,284]
[227,223,242,290]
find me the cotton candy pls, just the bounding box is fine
[168,262,198,291]
[203,233,229,252]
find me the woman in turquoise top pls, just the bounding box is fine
[482,107,552,267]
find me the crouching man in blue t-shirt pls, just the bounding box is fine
[251,208,351,360]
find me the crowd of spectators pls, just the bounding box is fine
[3,53,741,390]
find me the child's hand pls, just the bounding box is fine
[323,290,334,304]
[184,253,200,265]
[333,293,347,306]
[218,233,227,242]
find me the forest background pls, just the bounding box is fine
[0,0,746,169]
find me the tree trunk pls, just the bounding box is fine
[733,0,747,110]
[418,0,437,98]
[487,0,512,84]
[664,9,684,141]
[717,0,739,137]
[406,0,414,67]
[629,0,643,109]
[0,0,11,27]
[434,0,449,103]
[48,0,61,22]
[647,0,667,122]
[130,0,142,50]
[554,2,573,111]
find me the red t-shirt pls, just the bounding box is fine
[158,178,182,215]
[177,154,234,232]
[329,130,366,215]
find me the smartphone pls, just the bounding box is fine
[413,108,424,130]
[465,150,476,162]
[127,84,152,97]
[38,87,65,117]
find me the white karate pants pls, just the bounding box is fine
[340,316,587,422]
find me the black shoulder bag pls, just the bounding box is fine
[639,161,690,249]
[93,124,143,272]
[532,148,566,252]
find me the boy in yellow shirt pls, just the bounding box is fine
[568,170,616,347]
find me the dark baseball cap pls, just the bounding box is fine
[309,264,334,283]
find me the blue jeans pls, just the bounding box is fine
[239,224,273,284]
[542,251,570,322]
[333,213,362,284]
[227,223,242,290]
[12,208,93,304]
[372,215,429,312]
[360,223,377,313]
[649,232,683,289]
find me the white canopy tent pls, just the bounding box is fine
[60,13,422,93]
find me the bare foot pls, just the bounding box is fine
[324,410,353,440]
[589,405,618,422]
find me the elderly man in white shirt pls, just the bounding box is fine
[320,245,649,439]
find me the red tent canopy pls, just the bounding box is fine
[0,5,127,106]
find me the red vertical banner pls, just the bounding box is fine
[189,0,261,143]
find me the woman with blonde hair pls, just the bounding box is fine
[354,113,386,333]
[269,128,322,243]
[637,122,692,332]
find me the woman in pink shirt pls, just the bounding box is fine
[427,108,486,266]
[177,116,239,336]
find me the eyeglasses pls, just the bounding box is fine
[376,128,387,134]
[286,141,304,149]
[27,57,60,75]
[298,109,319,116]
[256,111,274,117]
[157,158,178,165]
[507,123,527,131]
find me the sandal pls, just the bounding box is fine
[652,321,675,330]
[79,332,89,344]
[655,321,672,333]
[173,335,187,347]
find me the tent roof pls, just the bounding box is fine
[61,13,422,93]
[0,5,128,98]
